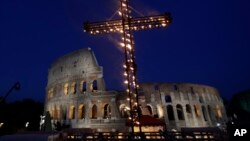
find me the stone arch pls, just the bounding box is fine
[207,105,213,120]
[92,104,97,119]
[215,105,222,120]
[199,95,204,103]
[165,95,172,103]
[91,80,98,92]
[146,104,153,116]
[64,83,69,95]
[54,105,60,119]
[69,105,75,119]
[194,105,201,118]
[202,105,208,121]
[167,105,175,121]
[186,104,192,114]
[103,104,111,118]
[80,81,87,92]
[62,106,67,120]
[186,104,193,123]
[71,82,77,94]
[176,104,185,120]
[78,104,85,119]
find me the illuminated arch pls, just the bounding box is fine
[104,104,111,118]
[69,105,75,119]
[92,104,97,119]
[64,83,69,95]
[78,104,85,119]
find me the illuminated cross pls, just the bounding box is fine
[83,0,172,133]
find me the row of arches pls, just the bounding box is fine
[164,93,220,103]
[64,80,97,95]
[47,80,98,98]
[166,104,223,122]
[119,104,154,118]
[49,103,112,120]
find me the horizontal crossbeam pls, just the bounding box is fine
[83,13,172,34]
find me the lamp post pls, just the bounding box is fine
[0,82,21,104]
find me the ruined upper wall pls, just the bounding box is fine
[139,82,221,103]
[47,48,103,86]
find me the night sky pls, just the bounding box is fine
[0,0,250,102]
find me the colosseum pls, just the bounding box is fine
[44,48,227,132]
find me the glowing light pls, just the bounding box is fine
[127,44,132,49]
[122,3,126,7]
[157,104,164,118]
[0,123,4,128]
[83,0,172,133]
[118,11,122,16]
[25,122,29,128]
[120,43,125,47]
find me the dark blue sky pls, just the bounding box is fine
[0,0,250,102]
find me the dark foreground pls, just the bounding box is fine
[0,129,229,141]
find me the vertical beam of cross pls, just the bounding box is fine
[120,0,139,133]
[83,0,172,134]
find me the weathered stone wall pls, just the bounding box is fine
[133,83,227,130]
[45,48,124,132]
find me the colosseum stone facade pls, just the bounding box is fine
[45,48,227,132]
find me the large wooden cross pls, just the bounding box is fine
[83,0,172,133]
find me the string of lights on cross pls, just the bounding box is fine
[83,0,172,133]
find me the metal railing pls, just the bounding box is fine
[60,130,228,141]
